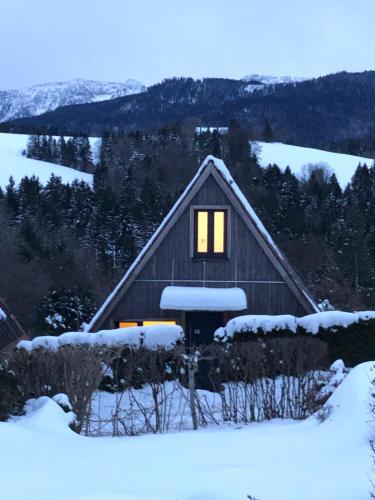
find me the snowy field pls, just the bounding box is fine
[1,132,372,190]
[253,141,374,187]
[0,133,95,187]
[0,362,373,500]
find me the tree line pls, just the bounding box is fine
[26,134,94,172]
[0,122,374,335]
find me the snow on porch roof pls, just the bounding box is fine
[160,286,247,312]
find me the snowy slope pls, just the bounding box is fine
[244,74,309,85]
[0,78,146,122]
[0,133,92,187]
[244,74,309,92]
[253,141,374,187]
[0,362,373,500]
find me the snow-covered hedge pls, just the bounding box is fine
[17,324,184,352]
[215,311,375,367]
[297,311,375,334]
[215,310,375,341]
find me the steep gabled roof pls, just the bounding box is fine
[87,156,318,331]
[0,298,28,351]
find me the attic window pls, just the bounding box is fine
[194,209,227,257]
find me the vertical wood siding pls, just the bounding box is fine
[107,173,308,326]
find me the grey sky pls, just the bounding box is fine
[0,0,374,90]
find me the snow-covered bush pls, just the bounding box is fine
[317,319,375,366]
[9,324,347,435]
[8,345,107,432]
[205,337,329,421]
[101,345,184,392]
[18,324,184,352]
[215,311,375,366]
[36,287,97,335]
[12,325,184,433]
[86,356,346,437]
[215,311,375,341]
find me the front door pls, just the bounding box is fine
[185,312,224,346]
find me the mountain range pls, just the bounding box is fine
[0,78,146,122]
[2,71,375,157]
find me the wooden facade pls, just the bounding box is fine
[88,156,317,339]
[0,298,28,351]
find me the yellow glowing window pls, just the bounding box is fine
[197,211,208,253]
[119,321,139,328]
[143,320,177,326]
[194,209,227,256]
[214,211,225,253]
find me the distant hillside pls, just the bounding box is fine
[4,71,375,156]
[253,141,374,187]
[0,78,146,122]
[0,133,93,187]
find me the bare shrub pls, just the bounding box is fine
[204,337,328,423]
[8,346,108,432]
[87,345,187,435]
[7,336,332,437]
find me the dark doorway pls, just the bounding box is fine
[185,311,224,346]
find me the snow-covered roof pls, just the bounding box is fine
[0,298,28,350]
[18,324,184,352]
[195,127,229,135]
[160,286,247,312]
[0,307,7,320]
[207,155,284,259]
[87,155,317,331]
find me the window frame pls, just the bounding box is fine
[190,205,231,259]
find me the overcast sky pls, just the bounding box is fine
[0,0,374,90]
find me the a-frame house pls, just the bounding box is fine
[87,156,318,343]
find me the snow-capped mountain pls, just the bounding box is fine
[244,74,309,85]
[244,74,309,93]
[0,78,146,122]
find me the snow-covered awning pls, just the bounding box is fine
[160,286,247,312]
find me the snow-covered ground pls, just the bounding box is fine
[0,362,373,500]
[253,141,374,187]
[0,133,95,187]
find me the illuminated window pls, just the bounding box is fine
[119,321,139,328]
[119,320,176,328]
[197,211,208,253]
[214,211,225,253]
[194,209,227,257]
[143,320,176,326]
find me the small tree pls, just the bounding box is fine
[36,287,97,334]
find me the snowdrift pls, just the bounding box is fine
[320,361,374,436]
[0,362,372,500]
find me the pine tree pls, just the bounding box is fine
[76,136,93,172]
[262,120,274,142]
